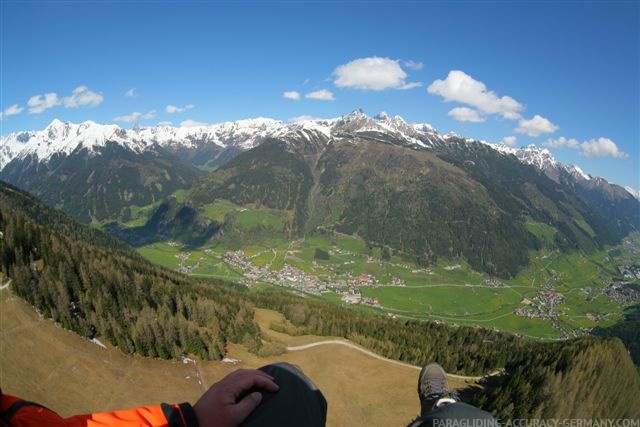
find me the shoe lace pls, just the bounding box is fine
[426,376,446,397]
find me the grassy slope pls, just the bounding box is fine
[2,289,487,427]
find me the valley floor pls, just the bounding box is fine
[134,228,639,340]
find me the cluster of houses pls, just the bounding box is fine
[603,281,640,306]
[220,250,404,309]
[514,283,565,320]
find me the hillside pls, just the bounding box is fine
[0,141,202,223]
[0,181,261,359]
[137,113,638,278]
[473,338,640,418]
[1,181,639,419]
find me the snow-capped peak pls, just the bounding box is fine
[513,144,559,171]
[624,186,640,200]
[564,164,591,181]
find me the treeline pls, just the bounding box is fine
[0,183,261,360]
[593,304,640,369]
[249,289,529,375]
[471,338,640,419]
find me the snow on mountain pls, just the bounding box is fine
[0,111,443,169]
[564,164,591,181]
[625,186,640,200]
[0,117,287,167]
[0,110,603,191]
[511,144,559,171]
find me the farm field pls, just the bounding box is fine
[125,199,638,340]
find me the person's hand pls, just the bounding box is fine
[193,368,279,427]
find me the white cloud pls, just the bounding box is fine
[427,70,523,120]
[283,91,301,100]
[543,136,579,149]
[125,88,136,97]
[399,82,423,90]
[142,110,156,120]
[113,110,156,123]
[27,92,60,114]
[180,119,209,127]
[113,112,142,122]
[27,86,103,114]
[166,104,194,114]
[515,115,559,137]
[305,89,335,101]
[448,107,485,123]
[157,121,173,126]
[579,137,627,159]
[62,86,103,108]
[0,104,24,119]
[543,135,627,159]
[289,115,322,122]
[403,60,424,71]
[497,136,518,147]
[333,57,421,91]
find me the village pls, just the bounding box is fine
[514,282,565,321]
[218,250,406,309]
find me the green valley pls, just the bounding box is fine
[121,197,639,340]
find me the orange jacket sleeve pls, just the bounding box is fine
[1,391,199,427]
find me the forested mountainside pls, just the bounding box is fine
[0,142,202,223]
[0,181,260,359]
[472,338,640,418]
[1,113,637,276]
[1,180,638,419]
[152,130,638,278]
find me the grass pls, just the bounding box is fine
[128,197,631,341]
[5,290,483,427]
[134,230,630,340]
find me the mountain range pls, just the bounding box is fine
[1,110,638,277]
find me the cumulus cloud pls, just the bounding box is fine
[543,136,579,149]
[403,60,424,71]
[113,110,156,123]
[289,115,322,122]
[166,104,194,114]
[334,57,421,91]
[0,104,24,119]
[180,119,209,127]
[27,93,60,114]
[283,91,301,100]
[62,86,103,108]
[142,110,156,120]
[305,89,335,101]
[399,82,423,90]
[543,135,627,159]
[515,115,559,137]
[448,107,485,123]
[157,121,173,126]
[125,88,136,97]
[579,137,627,158]
[27,86,103,114]
[428,70,523,120]
[498,136,518,147]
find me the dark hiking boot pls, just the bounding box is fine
[418,363,460,414]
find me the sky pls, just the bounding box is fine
[1,0,638,189]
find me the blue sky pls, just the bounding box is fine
[1,1,638,189]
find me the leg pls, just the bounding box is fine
[409,363,498,427]
[239,362,327,427]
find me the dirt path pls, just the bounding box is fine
[287,340,487,381]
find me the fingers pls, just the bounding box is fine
[231,391,263,421]
[228,370,280,396]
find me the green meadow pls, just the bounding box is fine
[128,199,635,340]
